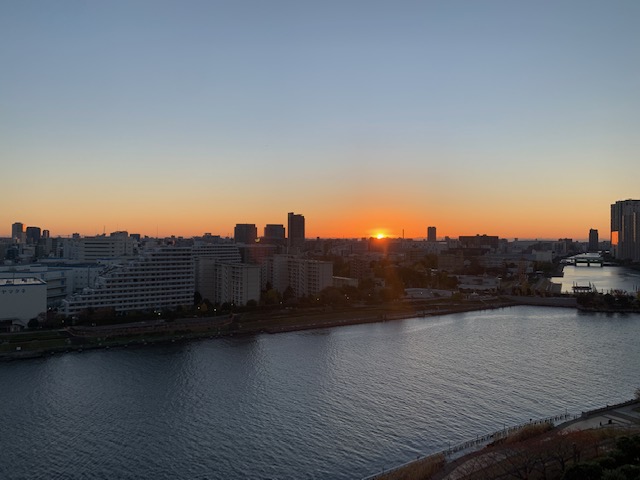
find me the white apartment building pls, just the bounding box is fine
[192,243,241,296]
[61,246,194,316]
[197,260,260,306]
[0,277,47,327]
[62,232,136,261]
[264,255,333,297]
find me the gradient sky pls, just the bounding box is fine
[2,1,638,240]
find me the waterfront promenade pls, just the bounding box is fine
[364,400,640,480]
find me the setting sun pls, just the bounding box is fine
[376,233,385,239]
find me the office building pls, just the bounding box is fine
[287,212,305,249]
[0,277,47,328]
[611,199,640,262]
[234,224,258,244]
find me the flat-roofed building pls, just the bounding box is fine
[264,224,285,242]
[234,224,257,244]
[287,213,305,250]
[0,277,47,327]
[264,255,332,297]
[611,199,640,262]
[63,232,136,261]
[61,246,194,317]
[197,261,260,306]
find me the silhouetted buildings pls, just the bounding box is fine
[459,234,499,250]
[287,212,305,250]
[11,222,24,243]
[26,226,41,245]
[264,224,285,242]
[234,224,257,244]
[588,229,599,252]
[427,226,437,242]
[611,199,640,262]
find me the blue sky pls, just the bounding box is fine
[2,1,639,238]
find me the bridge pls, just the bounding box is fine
[572,254,603,267]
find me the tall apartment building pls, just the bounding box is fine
[427,226,437,242]
[263,224,285,242]
[287,212,305,249]
[11,222,25,244]
[264,255,332,297]
[26,226,41,245]
[234,224,257,244]
[611,199,640,262]
[61,245,194,316]
[588,229,599,252]
[192,243,241,296]
[197,260,260,306]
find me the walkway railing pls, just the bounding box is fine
[362,412,575,480]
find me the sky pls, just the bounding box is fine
[1,1,639,240]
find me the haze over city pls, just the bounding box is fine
[2,1,639,239]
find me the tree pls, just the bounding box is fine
[194,291,203,306]
[562,462,603,480]
[27,318,39,330]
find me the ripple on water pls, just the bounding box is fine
[1,306,639,479]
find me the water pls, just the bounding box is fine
[554,265,640,293]
[1,306,639,480]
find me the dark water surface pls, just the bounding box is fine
[554,265,640,293]
[2,306,639,479]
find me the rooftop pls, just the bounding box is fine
[0,278,47,286]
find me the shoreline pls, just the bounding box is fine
[1,298,518,361]
[364,399,640,480]
[2,295,636,362]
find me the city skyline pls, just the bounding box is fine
[2,1,639,240]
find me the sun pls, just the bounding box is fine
[376,233,385,239]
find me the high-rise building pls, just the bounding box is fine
[11,222,25,243]
[287,212,305,249]
[234,224,257,244]
[588,229,599,252]
[611,199,640,262]
[264,254,332,297]
[427,226,437,242]
[264,224,285,241]
[197,260,261,306]
[26,226,41,245]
